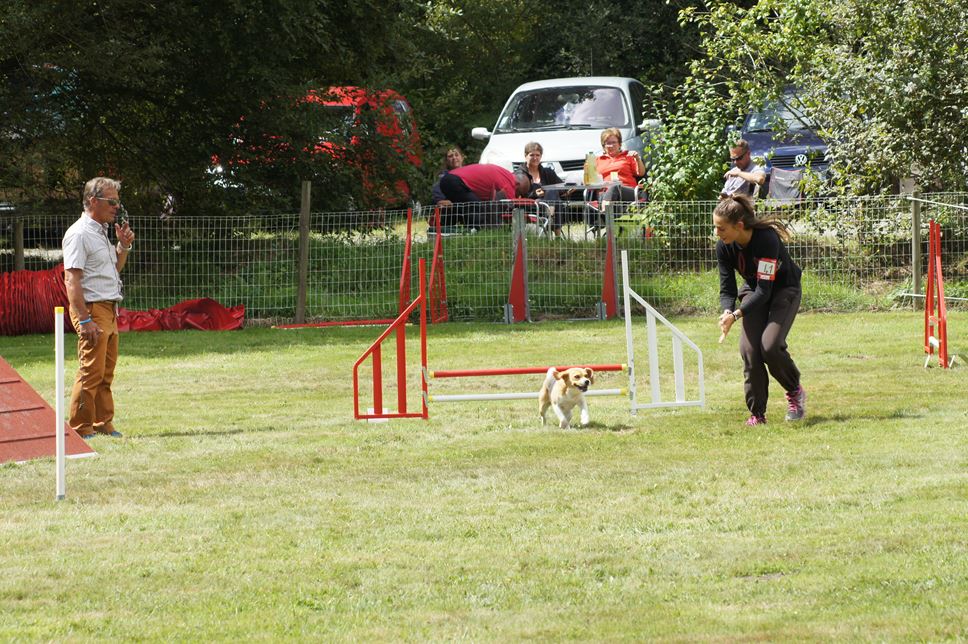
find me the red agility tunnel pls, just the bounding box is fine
[430,364,626,378]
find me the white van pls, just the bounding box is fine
[471,77,651,183]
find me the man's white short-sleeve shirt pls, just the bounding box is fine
[62,213,123,302]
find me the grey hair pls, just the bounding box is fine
[83,177,121,210]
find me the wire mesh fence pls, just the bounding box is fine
[2,192,966,326]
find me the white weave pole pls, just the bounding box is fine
[55,306,66,501]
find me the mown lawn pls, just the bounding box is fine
[1,311,966,641]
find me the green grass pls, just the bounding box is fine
[1,312,967,640]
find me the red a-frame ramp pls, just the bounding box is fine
[0,356,95,464]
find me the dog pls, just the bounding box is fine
[538,367,595,429]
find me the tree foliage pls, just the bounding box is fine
[0,0,407,213]
[645,0,968,199]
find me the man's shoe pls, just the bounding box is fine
[94,424,123,438]
[78,431,96,440]
[785,385,807,421]
[745,414,767,426]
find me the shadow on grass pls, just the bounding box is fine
[785,408,926,427]
[142,426,278,439]
[574,421,637,433]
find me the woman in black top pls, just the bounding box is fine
[523,141,562,199]
[714,193,806,425]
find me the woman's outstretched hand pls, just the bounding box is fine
[718,309,735,344]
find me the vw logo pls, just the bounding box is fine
[794,153,809,167]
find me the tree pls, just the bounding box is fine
[645,0,968,199]
[0,0,408,213]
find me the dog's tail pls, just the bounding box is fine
[542,367,558,391]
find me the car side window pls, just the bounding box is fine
[393,100,413,137]
[629,82,646,130]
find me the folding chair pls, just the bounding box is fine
[585,182,650,239]
[500,198,554,237]
[766,167,804,204]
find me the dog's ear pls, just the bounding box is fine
[553,369,564,380]
[585,368,595,383]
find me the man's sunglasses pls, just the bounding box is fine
[729,152,747,162]
[95,197,122,207]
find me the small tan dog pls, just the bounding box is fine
[538,367,595,429]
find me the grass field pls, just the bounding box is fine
[1,311,966,641]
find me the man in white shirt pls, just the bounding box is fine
[721,139,766,198]
[62,177,136,439]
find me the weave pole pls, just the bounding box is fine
[55,307,66,500]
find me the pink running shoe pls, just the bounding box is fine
[785,385,807,421]
[745,414,767,426]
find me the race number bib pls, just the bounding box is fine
[756,258,778,281]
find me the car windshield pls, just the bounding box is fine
[747,94,816,132]
[494,86,629,133]
[312,105,356,142]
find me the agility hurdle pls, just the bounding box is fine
[352,251,705,419]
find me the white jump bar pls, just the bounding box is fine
[431,388,626,403]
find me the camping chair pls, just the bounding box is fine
[500,198,554,237]
[765,167,804,204]
[583,182,650,239]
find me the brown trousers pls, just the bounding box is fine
[738,285,802,417]
[69,302,119,433]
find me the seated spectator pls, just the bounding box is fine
[522,141,582,236]
[438,164,532,229]
[595,127,645,204]
[523,141,562,199]
[721,139,766,199]
[431,146,465,206]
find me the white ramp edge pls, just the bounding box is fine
[621,250,705,412]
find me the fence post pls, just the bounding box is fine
[14,219,25,271]
[910,190,921,311]
[295,180,311,323]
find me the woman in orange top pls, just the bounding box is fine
[596,127,645,203]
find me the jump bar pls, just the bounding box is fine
[275,319,396,329]
[430,364,626,378]
[431,388,626,402]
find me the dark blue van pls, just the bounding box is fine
[740,89,829,192]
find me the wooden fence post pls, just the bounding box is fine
[910,190,921,311]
